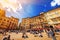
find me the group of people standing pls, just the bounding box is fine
[21,24,57,40]
[2,24,57,40]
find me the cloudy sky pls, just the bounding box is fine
[0,0,60,22]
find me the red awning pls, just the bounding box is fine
[32,28,43,30]
[55,25,60,29]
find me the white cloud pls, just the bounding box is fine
[51,0,60,6]
[0,0,22,13]
[0,0,33,22]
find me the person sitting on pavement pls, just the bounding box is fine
[3,37,8,40]
[3,35,11,40]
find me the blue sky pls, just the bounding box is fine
[5,0,60,22]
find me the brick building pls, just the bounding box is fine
[20,13,46,29]
[44,7,60,25]
[0,9,19,29]
[20,7,60,29]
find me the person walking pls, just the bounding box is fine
[47,29,51,38]
[49,25,56,40]
[7,35,10,40]
[38,30,43,37]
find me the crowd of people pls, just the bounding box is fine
[21,25,57,40]
[0,24,59,40]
